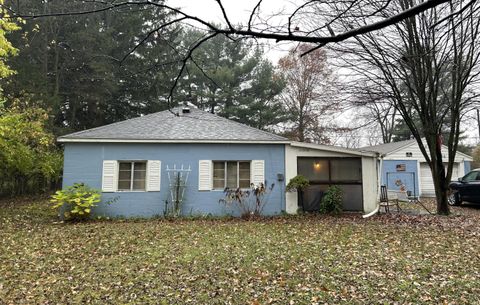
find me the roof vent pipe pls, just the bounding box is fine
[182,100,191,114]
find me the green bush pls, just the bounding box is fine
[320,185,343,214]
[51,183,102,220]
[286,175,310,192]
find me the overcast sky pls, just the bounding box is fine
[166,0,298,63]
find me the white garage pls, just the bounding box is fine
[419,162,460,196]
[285,142,379,214]
[362,139,473,197]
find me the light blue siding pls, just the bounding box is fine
[381,160,419,196]
[63,143,285,217]
[464,161,471,174]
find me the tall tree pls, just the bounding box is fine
[333,0,480,214]
[0,99,62,196]
[0,0,19,83]
[278,44,338,143]
[6,1,478,115]
[346,78,399,144]
[178,30,287,130]
[3,1,179,134]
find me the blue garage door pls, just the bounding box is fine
[386,172,416,195]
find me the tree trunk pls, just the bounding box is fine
[298,115,305,142]
[428,135,450,215]
[53,43,60,97]
[432,164,450,215]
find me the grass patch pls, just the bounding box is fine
[0,198,479,304]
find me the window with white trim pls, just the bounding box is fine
[213,161,251,189]
[118,161,147,191]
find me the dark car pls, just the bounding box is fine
[448,169,480,205]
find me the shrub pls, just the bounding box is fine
[50,183,102,221]
[219,182,275,219]
[286,175,310,192]
[0,102,63,196]
[286,175,310,213]
[320,185,343,214]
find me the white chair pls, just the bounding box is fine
[396,190,410,203]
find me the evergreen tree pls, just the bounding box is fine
[178,30,287,131]
[2,1,179,134]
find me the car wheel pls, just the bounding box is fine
[448,191,462,206]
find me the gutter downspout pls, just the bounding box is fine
[363,153,383,219]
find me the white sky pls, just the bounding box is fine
[167,0,297,63]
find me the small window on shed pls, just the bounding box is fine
[406,152,413,157]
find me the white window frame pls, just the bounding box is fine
[213,161,251,189]
[117,161,147,192]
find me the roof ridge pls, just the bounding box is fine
[58,107,288,142]
[362,139,416,149]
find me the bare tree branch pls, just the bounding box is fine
[5,0,453,47]
[166,32,219,115]
[248,0,263,31]
[215,0,234,31]
[120,16,187,65]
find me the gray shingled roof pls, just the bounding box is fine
[360,139,416,154]
[58,107,288,143]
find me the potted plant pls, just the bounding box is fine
[286,175,310,212]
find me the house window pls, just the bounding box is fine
[213,161,251,189]
[406,152,413,157]
[118,161,147,191]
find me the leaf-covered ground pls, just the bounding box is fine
[1,198,479,304]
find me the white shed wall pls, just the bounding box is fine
[361,156,378,213]
[285,144,378,214]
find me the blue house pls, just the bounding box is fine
[59,107,379,217]
[361,139,473,197]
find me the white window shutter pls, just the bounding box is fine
[146,160,161,192]
[198,160,212,191]
[251,160,265,186]
[102,160,117,192]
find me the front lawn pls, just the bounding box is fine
[1,198,479,304]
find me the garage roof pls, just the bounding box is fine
[361,139,473,161]
[361,139,417,155]
[291,142,378,157]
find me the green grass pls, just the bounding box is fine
[1,198,479,304]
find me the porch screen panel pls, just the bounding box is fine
[336,185,363,211]
[330,159,361,182]
[297,157,363,212]
[297,159,329,182]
